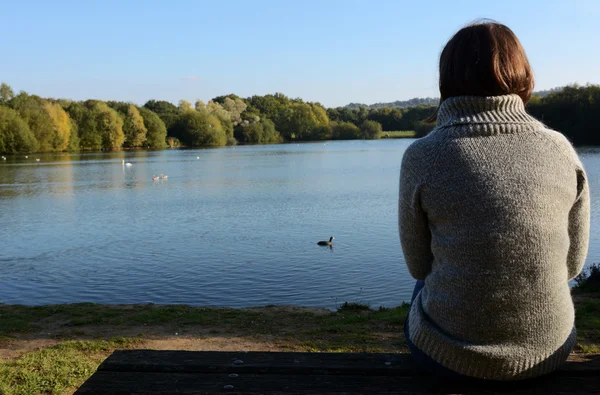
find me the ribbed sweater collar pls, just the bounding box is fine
[436,94,541,135]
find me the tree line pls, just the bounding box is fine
[527,84,600,146]
[0,82,598,154]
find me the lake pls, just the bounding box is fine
[1,140,599,310]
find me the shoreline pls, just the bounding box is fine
[1,296,598,394]
[0,136,419,157]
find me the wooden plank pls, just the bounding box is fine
[75,371,600,394]
[97,350,418,376]
[98,350,600,377]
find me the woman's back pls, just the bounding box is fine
[400,94,589,379]
[399,21,589,380]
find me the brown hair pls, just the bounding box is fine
[429,21,534,121]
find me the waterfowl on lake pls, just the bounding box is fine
[196,156,200,159]
[317,236,334,246]
[152,175,159,181]
[160,174,168,179]
[122,160,132,167]
[25,156,28,159]
[36,158,40,162]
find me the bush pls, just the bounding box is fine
[331,122,360,140]
[574,263,600,293]
[359,120,382,139]
[171,110,227,147]
[307,124,332,141]
[414,120,436,137]
[338,302,371,312]
[234,118,281,144]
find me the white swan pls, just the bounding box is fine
[196,156,200,159]
[122,160,132,167]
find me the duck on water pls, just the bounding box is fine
[317,236,334,246]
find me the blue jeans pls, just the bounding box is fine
[404,280,465,379]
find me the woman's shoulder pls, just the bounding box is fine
[403,128,448,164]
[533,128,584,169]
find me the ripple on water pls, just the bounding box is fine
[1,141,598,308]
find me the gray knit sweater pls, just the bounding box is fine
[399,94,590,380]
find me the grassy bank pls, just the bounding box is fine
[573,264,600,353]
[0,302,409,394]
[1,271,598,394]
[381,130,416,138]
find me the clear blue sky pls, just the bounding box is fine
[1,0,598,107]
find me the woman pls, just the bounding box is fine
[399,21,590,381]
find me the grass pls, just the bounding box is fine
[381,131,416,138]
[0,303,410,394]
[0,303,410,352]
[0,281,598,394]
[573,263,600,294]
[0,337,140,395]
[573,263,600,352]
[575,297,600,353]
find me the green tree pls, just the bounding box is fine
[259,118,280,143]
[235,118,281,144]
[279,102,329,141]
[107,101,130,114]
[44,101,73,151]
[88,101,125,149]
[367,107,404,130]
[359,120,382,139]
[222,97,247,125]
[65,102,102,150]
[528,84,600,145]
[0,106,39,153]
[217,115,235,145]
[139,107,167,149]
[331,122,360,140]
[0,83,15,104]
[202,100,235,144]
[211,93,243,105]
[357,106,369,124]
[143,100,180,131]
[178,100,193,112]
[67,117,80,151]
[248,94,288,124]
[171,110,227,147]
[122,105,147,147]
[9,93,57,152]
[414,121,435,137]
[326,108,341,122]
[336,107,359,124]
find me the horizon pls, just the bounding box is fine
[1,0,599,108]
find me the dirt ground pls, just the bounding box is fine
[0,305,332,362]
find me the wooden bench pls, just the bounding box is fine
[76,350,600,394]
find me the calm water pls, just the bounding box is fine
[1,140,599,309]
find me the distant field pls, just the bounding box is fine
[382,131,416,138]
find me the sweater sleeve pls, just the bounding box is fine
[567,166,590,280]
[398,148,433,280]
